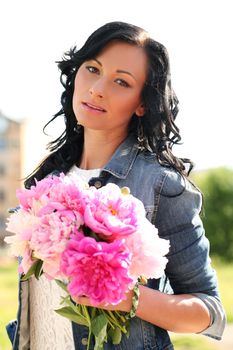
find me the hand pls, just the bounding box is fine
[73,288,134,313]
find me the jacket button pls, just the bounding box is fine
[94,180,102,188]
[81,337,88,345]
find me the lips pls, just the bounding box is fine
[82,102,106,112]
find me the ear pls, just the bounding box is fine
[135,103,145,117]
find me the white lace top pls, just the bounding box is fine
[29,167,100,350]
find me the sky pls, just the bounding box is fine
[0,0,232,174]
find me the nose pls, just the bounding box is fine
[89,79,105,99]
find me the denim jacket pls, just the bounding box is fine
[7,134,226,349]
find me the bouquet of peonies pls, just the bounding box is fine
[5,173,169,349]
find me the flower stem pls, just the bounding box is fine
[87,329,92,350]
[105,311,127,334]
[115,311,127,323]
[82,305,92,350]
[101,310,115,329]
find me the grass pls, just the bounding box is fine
[0,255,232,349]
[170,335,221,350]
[0,257,18,350]
[211,257,233,323]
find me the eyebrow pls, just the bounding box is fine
[92,58,137,81]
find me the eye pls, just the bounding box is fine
[115,79,130,88]
[86,65,99,74]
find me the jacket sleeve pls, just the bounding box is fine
[154,169,226,340]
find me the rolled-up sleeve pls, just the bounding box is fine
[155,170,226,340]
[192,293,226,339]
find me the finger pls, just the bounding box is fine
[73,296,91,305]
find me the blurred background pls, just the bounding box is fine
[0,0,232,349]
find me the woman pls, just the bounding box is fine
[8,21,225,349]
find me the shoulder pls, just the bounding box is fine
[159,168,186,197]
[136,151,187,196]
[158,170,202,214]
[137,151,202,209]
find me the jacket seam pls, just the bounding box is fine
[152,172,169,225]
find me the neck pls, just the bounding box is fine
[79,129,127,170]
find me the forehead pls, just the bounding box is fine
[95,40,148,82]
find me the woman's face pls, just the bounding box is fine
[72,41,148,135]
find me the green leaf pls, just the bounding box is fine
[125,320,130,338]
[55,279,69,294]
[65,299,85,315]
[21,259,43,281]
[60,295,70,305]
[93,342,104,350]
[63,299,89,319]
[81,304,91,325]
[91,314,108,337]
[35,259,43,279]
[108,327,122,345]
[54,306,89,326]
[90,306,97,319]
[91,314,108,350]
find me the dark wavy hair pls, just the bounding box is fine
[25,21,193,188]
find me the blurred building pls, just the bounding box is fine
[0,111,22,244]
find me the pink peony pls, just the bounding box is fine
[5,208,41,275]
[5,208,39,257]
[6,208,39,237]
[60,234,133,306]
[39,173,88,216]
[124,220,170,279]
[16,175,62,212]
[30,211,82,278]
[6,173,87,278]
[83,183,146,240]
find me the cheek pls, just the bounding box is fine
[72,87,78,113]
[112,91,141,115]
[73,72,85,108]
[73,72,84,95]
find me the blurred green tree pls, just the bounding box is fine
[192,167,233,261]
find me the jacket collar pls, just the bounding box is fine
[102,133,140,179]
